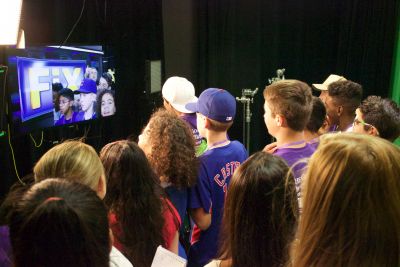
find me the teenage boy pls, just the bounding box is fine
[75,78,97,120]
[312,74,347,102]
[324,80,363,132]
[312,74,347,131]
[263,80,315,202]
[185,88,248,267]
[55,88,79,126]
[162,76,207,155]
[352,95,400,142]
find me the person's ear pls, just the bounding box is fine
[204,117,211,129]
[275,115,283,127]
[337,105,343,116]
[368,126,379,137]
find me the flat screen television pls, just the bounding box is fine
[6,45,116,135]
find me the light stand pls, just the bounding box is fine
[236,88,258,152]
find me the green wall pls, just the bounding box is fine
[391,6,400,146]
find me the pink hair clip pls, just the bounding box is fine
[44,197,63,203]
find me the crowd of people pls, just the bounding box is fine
[1,74,400,267]
[52,67,116,125]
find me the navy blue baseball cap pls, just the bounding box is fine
[74,78,97,94]
[185,88,236,122]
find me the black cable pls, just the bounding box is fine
[58,0,86,48]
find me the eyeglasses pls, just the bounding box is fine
[59,100,71,106]
[353,117,380,135]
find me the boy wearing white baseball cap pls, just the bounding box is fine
[162,76,207,155]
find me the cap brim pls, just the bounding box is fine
[171,96,198,113]
[74,89,92,94]
[185,101,198,113]
[312,83,328,91]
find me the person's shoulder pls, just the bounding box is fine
[228,140,248,156]
[204,259,221,267]
[76,112,85,121]
[229,140,246,149]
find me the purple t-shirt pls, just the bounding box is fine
[308,137,320,150]
[54,111,80,126]
[181,113,207,155]
[273,143,316,200]
[0,226,11,267]
[188,141,248,267]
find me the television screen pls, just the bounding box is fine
[6,46,116,134]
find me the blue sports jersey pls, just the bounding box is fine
[188,141,248,267]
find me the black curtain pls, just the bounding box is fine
[195,0,399,152]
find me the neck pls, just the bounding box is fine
[64,110,73,120]
[338,114,354,131]
[84,107,94,120]
[206,131,229,148]
[274,128,304,147]
[220,259,232,267]
[303,130,319,142]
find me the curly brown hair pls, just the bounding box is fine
[145,109,198,189]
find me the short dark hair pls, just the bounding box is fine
[52,83,63,93]
[328,80,363,115]
[359,95,400,142]
[264,80,313,131]
[59,88,74,101]
[10,179,110,267]
[306,96,327,133]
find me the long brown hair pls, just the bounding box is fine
[144,109,197,188]
[291,133,400,267]
[219,152,298,267]
[100,140,165,267]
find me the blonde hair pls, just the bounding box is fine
[291,133,400,266]
[34,140,105,191]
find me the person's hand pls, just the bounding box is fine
[263,142,278,154]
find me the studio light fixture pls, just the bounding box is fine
[0,0,23,45]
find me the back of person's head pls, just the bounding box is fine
[162,76,197,114]
[52,82,63,93]
[0,175,34,225]
[185,88,236,132]
[306,96,327,133]
[139,109,197,188]
[328,80,363,115]
[100,140,165,267]
[219,152,298,267]
[359,95,400,141]
[264,80,313,131]
[10,179,110,267]
[33,140,105,196]
[291,133,400,267]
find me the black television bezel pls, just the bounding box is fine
[5,45,113,136]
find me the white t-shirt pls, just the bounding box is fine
[110,246,134,267]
